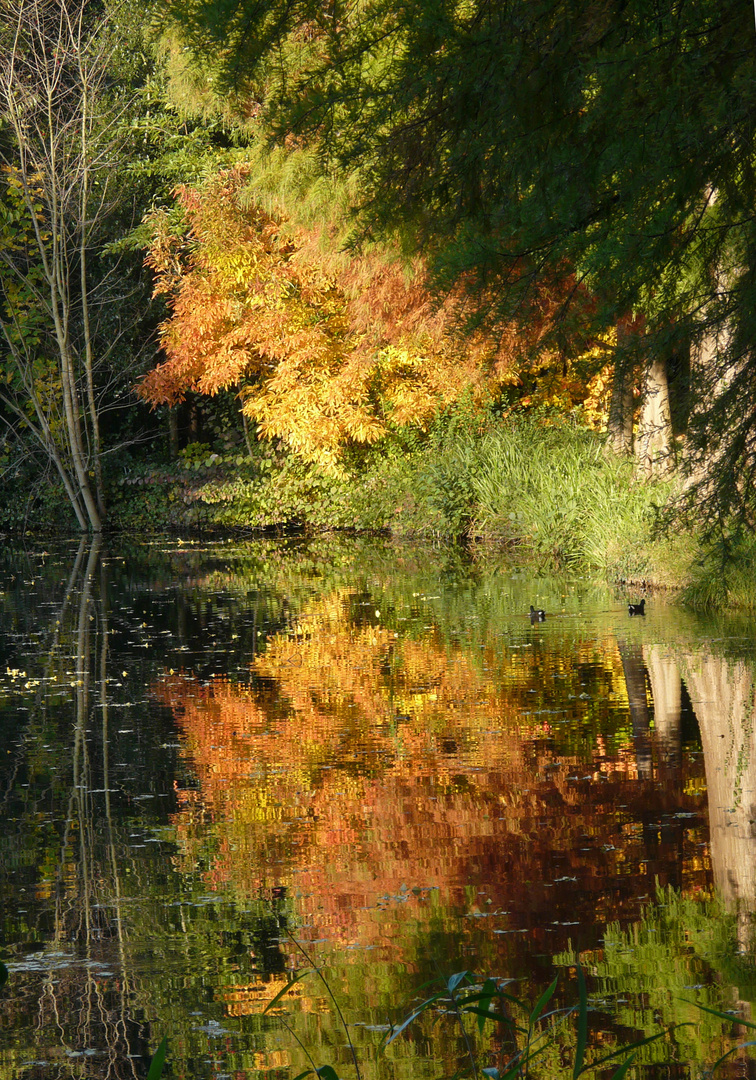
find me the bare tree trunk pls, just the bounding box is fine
[0,325,90,528]
[189,400,201,442]
[241,407,255,458]
[56,330,102,531]
[0,0,121,533]
[77,26,105,521]
[683,324,737,496]
[636,355,674,478]
[606,317,640,457]
[607,363,634,455]
[169,408,180,460]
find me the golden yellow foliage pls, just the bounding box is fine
[138,167,555,466]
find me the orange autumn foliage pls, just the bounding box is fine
[137,167,547,466]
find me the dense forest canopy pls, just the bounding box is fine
[161,0,756,517]
[1,0,755,543]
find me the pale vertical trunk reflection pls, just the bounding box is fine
[681,655,756,911]
[644,644,682,769]
[617,639,652,779]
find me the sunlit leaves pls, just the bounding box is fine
[138,166,540,467]
[161,0,756,524]
[140,166,390,466]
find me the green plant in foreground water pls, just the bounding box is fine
[263,941,681,1080]
[5,945,756,1080]
[682,1001,756,1076]
[381,965,676,1080]
[146,1037,168,1080]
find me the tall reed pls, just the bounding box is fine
[424,415,675,577]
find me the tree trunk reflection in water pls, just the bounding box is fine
[680,655,756,913]
[671,650,756,1034]
[617,638,653,779]
[643,645,682,768]
[626,642,756,924]
[44,538,149,1078]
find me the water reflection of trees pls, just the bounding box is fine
[0,538,157,1079]
[624,641,756,919]
[611,632,756,928]
[155,588,710,1033]
[681,655,756,913]
[563,638,756,1074]
[149,578,756,1076]
[5,539,756,1080]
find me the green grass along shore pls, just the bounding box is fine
[5,415,754,612]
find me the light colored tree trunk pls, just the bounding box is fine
[607,363,634,455]
[683,324,735,494]
[636,355,674,478]
[679,651,756,937]
[680,185,741,503]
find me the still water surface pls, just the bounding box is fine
[1,536,755,1079]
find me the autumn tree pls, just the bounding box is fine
[138,167,547,466]
[160,0,756,528]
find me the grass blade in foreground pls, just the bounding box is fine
[683,1000,756,1032]
[528,977,558,1029]
[290,938,362,1080]
[146,1037,167,1080]
[573,965,588,1080]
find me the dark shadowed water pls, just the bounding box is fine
[1,535,756,1080]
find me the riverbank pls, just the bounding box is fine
[5,413,755,610]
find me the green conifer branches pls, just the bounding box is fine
[164,0,756,525]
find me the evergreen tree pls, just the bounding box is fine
[164,0,756,527]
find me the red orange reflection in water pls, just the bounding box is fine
[154,588,708,992]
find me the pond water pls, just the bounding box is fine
[1,535,756,1080]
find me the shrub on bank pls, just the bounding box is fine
[0,408,704,598]
[682,530,756,611]
[102,413,690,581]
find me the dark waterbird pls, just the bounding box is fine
[530,605,546,623]
[628,599,646,616]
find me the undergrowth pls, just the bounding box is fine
[682,530,756,612]
[100,411,679,577]
[0,406,738,604]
